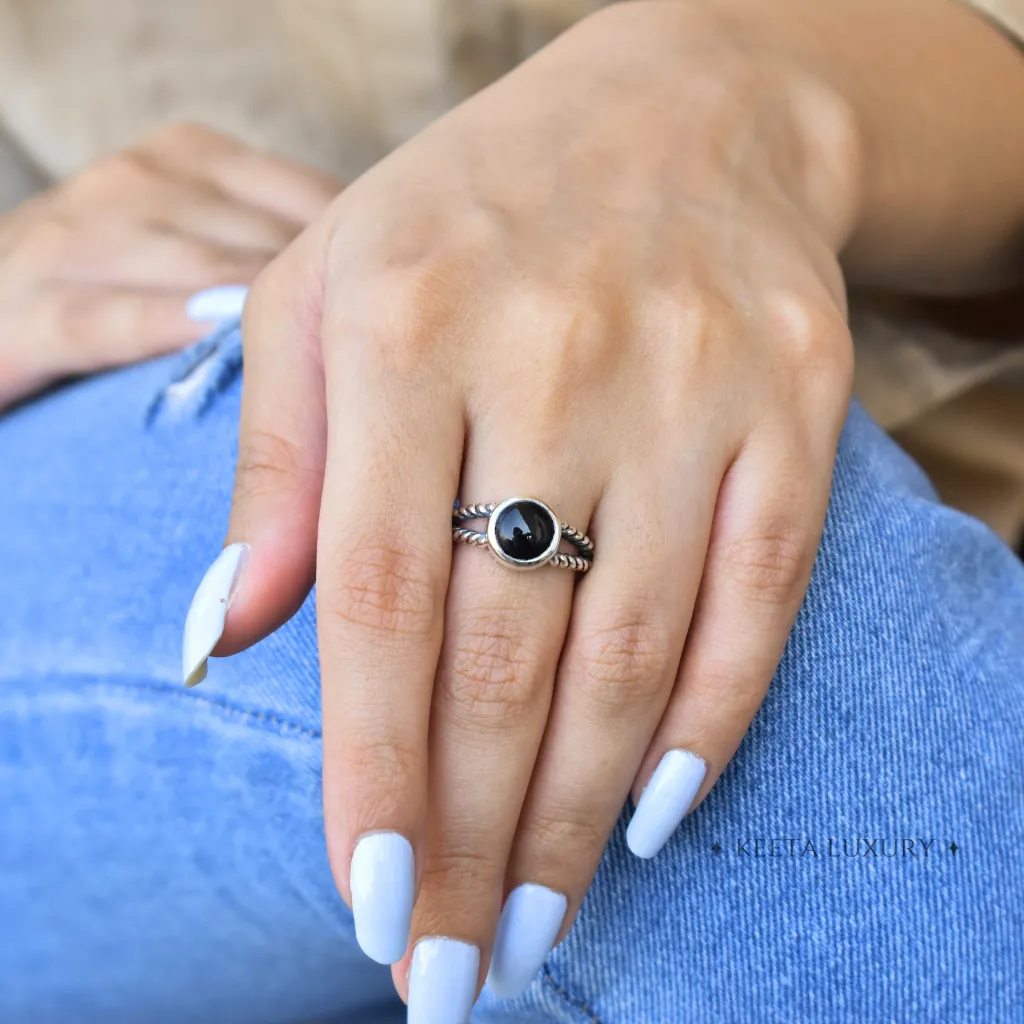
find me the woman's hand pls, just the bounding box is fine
[194,3,861,1005]
[186,0,865,1014]
[0,123,339,409]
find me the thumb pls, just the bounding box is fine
[182,230,326,686]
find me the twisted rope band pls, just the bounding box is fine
[453,500,594,573]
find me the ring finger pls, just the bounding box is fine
[396,445,598,1021]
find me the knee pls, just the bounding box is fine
[489,403,1024,1021]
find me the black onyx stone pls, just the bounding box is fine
[494,500,556,562]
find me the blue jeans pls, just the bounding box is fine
[1,324,1022,1023]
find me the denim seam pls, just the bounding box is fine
[0,671,322,740]
[540,962,603,1024]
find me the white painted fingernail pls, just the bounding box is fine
[350,833,414,964]
[182,543,249,687]
[486,883,566,999]
[186,285,249,323]
[408,937,480,1024]
[626,749,706,859]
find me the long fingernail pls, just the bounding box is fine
[350,833,414,964]
[182,543,249,687]
[186,285,249,323]
[626,749,706,859]
[486,883,567,999]
[408,938,480,1024]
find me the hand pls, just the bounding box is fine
[185,0,861,1014]
[0,123,340,409]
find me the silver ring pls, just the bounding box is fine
[452,497,594,573]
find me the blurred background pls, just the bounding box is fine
[1,0,1022,549]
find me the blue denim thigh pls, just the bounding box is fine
[0,328,401,1023]
[1,328,1021,1022]
[474,403,1024,1023]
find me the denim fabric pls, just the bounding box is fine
[0,324,1022,1023]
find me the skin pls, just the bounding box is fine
[208,0,1024,1003]
[6,0,1024,1006]
[0,123,340,409]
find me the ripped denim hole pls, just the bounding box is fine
[146,319,244,427]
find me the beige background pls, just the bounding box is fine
[1,0,1021,541]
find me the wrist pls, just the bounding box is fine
[616,0,1024,293]
[565,0,865,256]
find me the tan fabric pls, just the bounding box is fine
[0,0,601,185]
[964,0,1024,42]
[850,291,1024,430]
[895,381,1024,542]
[0,0,1021,541]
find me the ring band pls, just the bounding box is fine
[453,497,594,572]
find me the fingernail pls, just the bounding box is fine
[186,285,249,323]
[408,937,480,1024]
[626,749,706,859]
[350,833,414,964]
[486,883,567,999]
[182,543,249,687]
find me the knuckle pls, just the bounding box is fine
[442,613,547,725]
[346,736,421,784]
[343,265,462,378]
[571,614,674,712]
[420,845,496,898]
[377,283,447,374]
[71,152,151,200]
[718,518,813,608]
[233,426,321,505]
[325,540,440,641]
[522,805,606,857]
[768,288,853,391]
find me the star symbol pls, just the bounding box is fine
[949,842,959,855]
[711,843,721,855]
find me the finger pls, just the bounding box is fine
[62,147,311,252]
[489,462,718,998]
[140,123,341,226]
[181,229,328,686]
[157,191,302,254]
[316,300,464,967]
[18,285,210,388]
[626,432,832,859]
[397,441,597,1014]
[70,229,272,292]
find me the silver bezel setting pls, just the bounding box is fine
[485,496,563,571]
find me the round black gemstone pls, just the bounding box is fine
[494,500,556,562]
